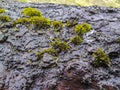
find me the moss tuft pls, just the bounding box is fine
[36,48,58,60]
[51,40,69,52]
[0,8,5,13]
[0,15,10,22]
[92,48,110,67]
[51,20,63,30]
[70,35,83,45]
[116,38,120,43]
[66,20,77,27]
[13,16,50,29]
[22,7,42,17]
[29,16,50,29]
[13,18,29,25]
[74,23,91,35]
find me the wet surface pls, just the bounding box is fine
[0,1,120,90]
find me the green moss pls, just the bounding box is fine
[66,20,77,27]
[51,40,70,52]
[29,16,50,29]
[0,8,5,13]
[70,35,83,45]
[36,48,58,60]
[13,16,50,29]
[22,7,42,17]
[13,18,29,25]
[13,27,19,32]
[92,48,110,67]
[51,20,63,30]
[0,15,10,22]
[74,23,91,35]
[116,38,120,43]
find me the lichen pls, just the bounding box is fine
[0,15,10,22]
[74,23,91,35]
[92,48,111,67]
[22,7,42,17]
[51,40,70,52]
[70,35,83,45]
[51,20,63,31]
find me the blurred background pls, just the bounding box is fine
[19,0,120,7]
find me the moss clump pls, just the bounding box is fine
[29,16,50,29]
[66,20,77,27]
[0,8,5,13]
[13,16,50,29]
[22,7,42,17]
[116,38,120,43]
[13,18,29,25]
[36,48,58,60]
[0,15,10,22]
[70,35,83,45]
[92,48,110,67]
[51,40,70,52]
[51,20,63,30]
[74,23,91,35]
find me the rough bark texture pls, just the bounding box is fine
[0,1,120,90]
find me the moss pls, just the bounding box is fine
[13,18,29,25]
[13,16,50,29]
[66,20,77,27]
[116,38,120,43]
[36,48,58,60]
[51,20,63,31]
[74,23,91,35]
[0,8,5,13]
[29,16,50,29]
[22,7,42,17]
[92,48,110,67]
[13,27,19,32]
[53,56,58,61]
[0,15,10,22]
[51,40,70,52]
[70,35,83,45]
